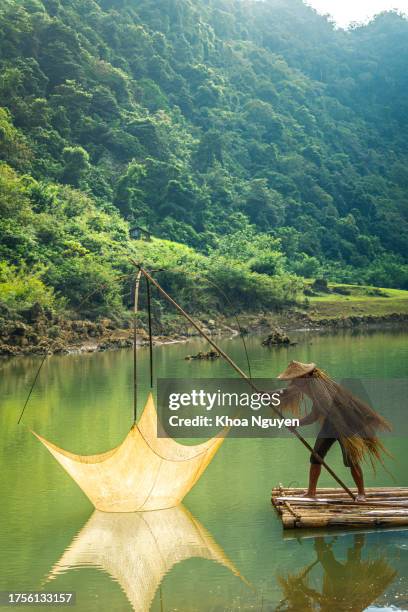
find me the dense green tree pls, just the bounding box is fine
[61,145,90,186]
[0,0,408,319]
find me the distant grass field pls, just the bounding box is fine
[301,282,408,319]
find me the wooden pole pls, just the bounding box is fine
[133,262,355,500]
[133,270,142,423]
[145,274,154,389]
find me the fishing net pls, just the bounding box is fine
[33,393,224,512]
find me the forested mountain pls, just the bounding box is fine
[1,0,408,317]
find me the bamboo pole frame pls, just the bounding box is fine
[133,269,142,423]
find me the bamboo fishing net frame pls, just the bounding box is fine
[132,262,356,500]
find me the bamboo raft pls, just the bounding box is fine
[272,486,408,529]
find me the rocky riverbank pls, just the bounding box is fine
[0,303,238,357]
[1,303,407,357]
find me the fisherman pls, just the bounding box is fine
[277,361,391,502]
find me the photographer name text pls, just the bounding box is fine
[168,414,299,429]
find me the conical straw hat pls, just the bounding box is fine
[278,360,316,380]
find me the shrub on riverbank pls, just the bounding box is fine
[0,262,57,312]
[132,237,303,315]
[0,161,303,320]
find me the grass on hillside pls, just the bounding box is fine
[301,282,408,319]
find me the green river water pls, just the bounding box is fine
[1,328,408,611]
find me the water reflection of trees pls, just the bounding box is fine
[276,534,397,612]
[1,350,139,451]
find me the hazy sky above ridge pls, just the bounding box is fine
[305,0,408,27]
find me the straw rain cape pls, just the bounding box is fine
[33,393,224,512]
[281,368,392,468]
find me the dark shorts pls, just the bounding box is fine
[310,421,355,467]
[310,436,353,467]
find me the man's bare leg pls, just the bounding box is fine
[350,464,366,501]
[304,463,322,497]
